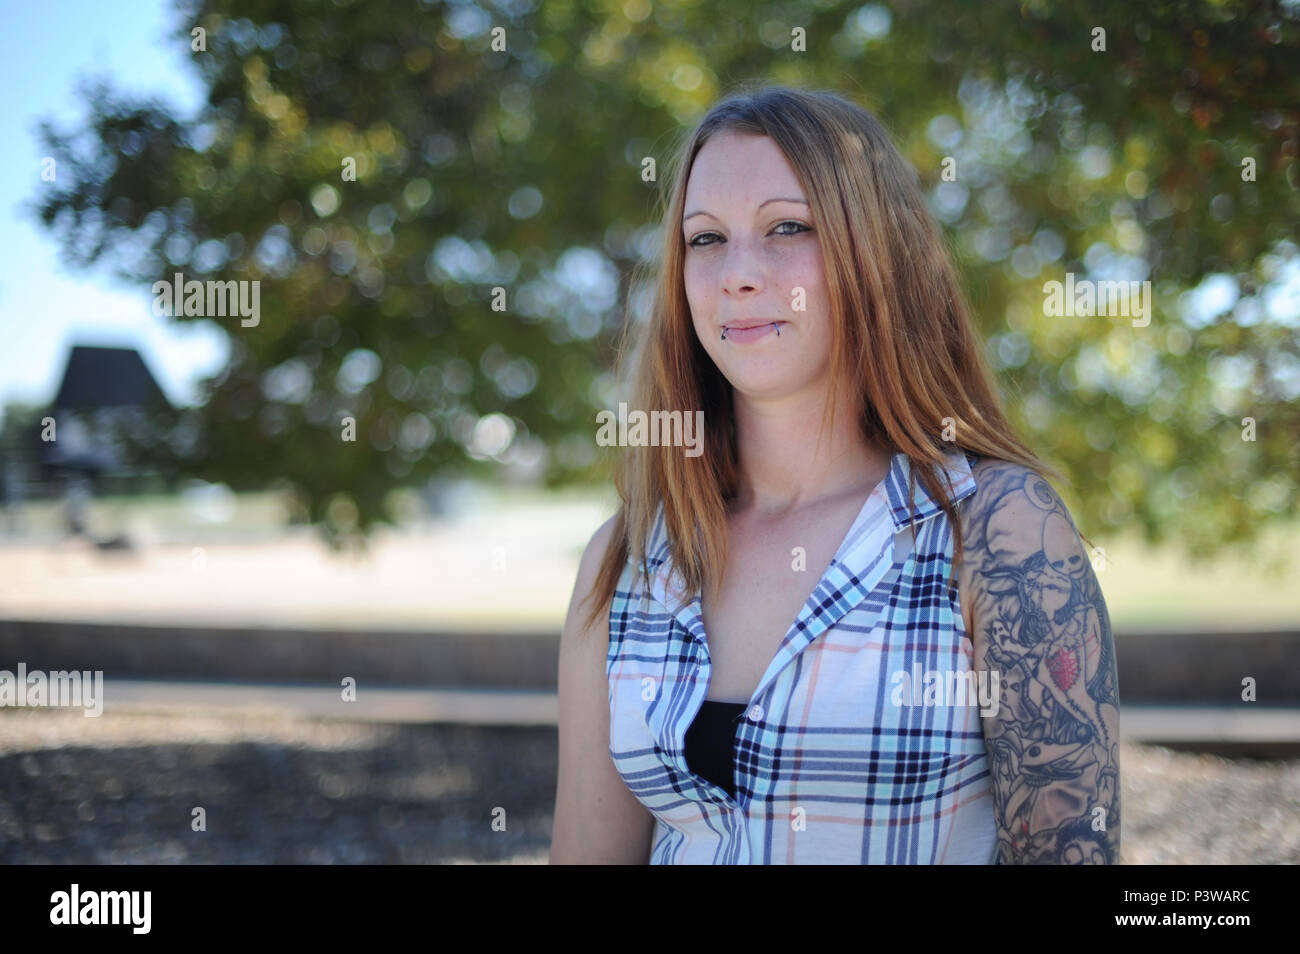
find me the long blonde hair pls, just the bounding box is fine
[581,83,1060,633]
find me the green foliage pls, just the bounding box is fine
[0,402,46,458]
[30,0,1300,555]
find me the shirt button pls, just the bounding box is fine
[748,704,764,722]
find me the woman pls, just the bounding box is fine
[550,85,1120,864]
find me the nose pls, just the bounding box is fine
[720,235,763,298]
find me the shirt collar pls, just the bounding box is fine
[882,447,978,532]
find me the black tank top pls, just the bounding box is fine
[684,699,748,800]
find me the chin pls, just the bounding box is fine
[723,369,807,400]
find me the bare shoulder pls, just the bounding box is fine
[564,512,621,642]
[958,458,1085,575]
[956,456,1088,636]
[577,514,619,591]
[963,456,1072,527]
[581,513,620,574]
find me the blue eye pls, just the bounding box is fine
[686,221,811,248]
[772,220,811,236]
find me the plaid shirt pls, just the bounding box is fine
[607,449,999,864]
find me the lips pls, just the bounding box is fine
[723,319,784,331]
[721,320,786,343]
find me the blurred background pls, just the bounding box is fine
[1,0,1298,863]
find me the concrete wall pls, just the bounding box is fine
[1,618,1297,702]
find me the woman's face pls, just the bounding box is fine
[682,130,834,403]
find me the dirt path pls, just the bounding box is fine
[1,707,1295,864]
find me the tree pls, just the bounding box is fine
[30,0,1300,557]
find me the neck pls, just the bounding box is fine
[728,382,890,519]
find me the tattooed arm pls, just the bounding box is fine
[956,457,1121,864]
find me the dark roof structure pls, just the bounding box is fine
[51,345,171,411]
[37,344,173,475]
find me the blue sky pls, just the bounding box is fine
[0,0,225,417]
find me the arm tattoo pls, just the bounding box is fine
[960,460,1121,864]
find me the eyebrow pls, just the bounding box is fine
[682,197,809,223]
